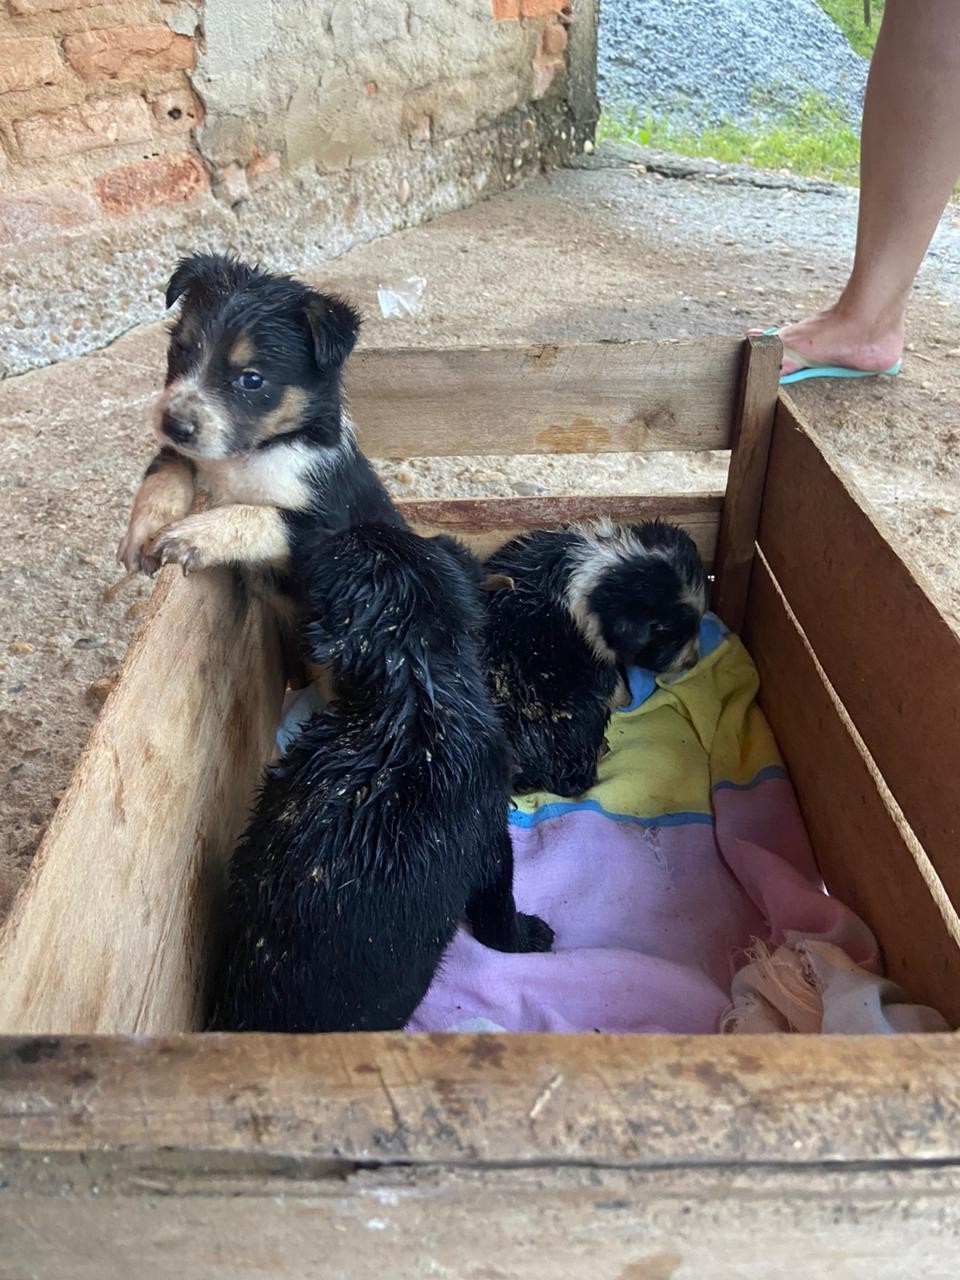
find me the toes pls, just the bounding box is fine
[117,538,142,575]
[517,913,554,953]
[153,537,201,576]
[140,553,160,577]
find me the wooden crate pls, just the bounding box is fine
[2,336,959,1279]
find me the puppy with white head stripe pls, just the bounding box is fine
[117,254,400,607]
[483,519,707,798]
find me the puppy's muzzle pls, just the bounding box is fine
[669,638,701,674]
[161,412,197,446]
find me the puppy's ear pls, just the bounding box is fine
[302,292,361,369]
[164,254,254,310]
[165,254,210,310]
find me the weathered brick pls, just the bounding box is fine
[14,95,152,159]
[8,0,111,13]
[95,151,208,215]
[522,0,569,15]
[63,27,195,81]
[150,86,203,134]
[0,37,64,96]
[246,149,280,187]
[540,16,568,56]
[0,183,100,249]
[491,0,520,18]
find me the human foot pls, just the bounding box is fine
[749,308,904,378]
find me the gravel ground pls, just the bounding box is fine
[1,145,959,918]
[599,0,868,126]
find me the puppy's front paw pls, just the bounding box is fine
[118,520,165,575]
[144,516,212,577]
[516,912,555,953]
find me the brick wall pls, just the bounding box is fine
[0,0,206,239]
[1,0,597,378]
[492,0,570,99]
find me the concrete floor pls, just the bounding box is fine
[2,146,959,912]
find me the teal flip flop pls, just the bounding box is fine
[757,327,902,386]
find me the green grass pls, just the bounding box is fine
[598,91,863,186]
[816,0,884,59]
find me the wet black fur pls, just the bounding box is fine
[483,530,617,798]
[208,524,554,1033]
[483,521,706,798]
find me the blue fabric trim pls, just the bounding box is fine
[508,798,715,830]
[712,764,788,793]
[510,763,787,830]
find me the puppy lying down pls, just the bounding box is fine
[482,520,708,797]
[208,524,554,1034]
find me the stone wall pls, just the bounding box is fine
[0,0,598,378]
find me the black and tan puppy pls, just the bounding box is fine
[118,253,399,596]
[483,519,707,797]
[208,524,554,1033]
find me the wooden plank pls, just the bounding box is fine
[2,1031,959,1167]
[0,570,284,1036]
[3,1163,959,1280]
[398,493,722,563]
[711,333,781,629]
[346,337,742,458]
[5,1031,960,1276]
[759,404,960,911]
[743,554,960,1022]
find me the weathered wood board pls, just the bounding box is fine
[0,338,956,1280]
[759,403,960,913]
[347,337,743,458]
[400,492,722,563]
[2,1033,960,1279]
[0,570,283,1035]
[744,554,960,1022]
[712,334,781,629]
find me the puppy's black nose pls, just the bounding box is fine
[162,414,196,445]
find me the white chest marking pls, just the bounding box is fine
[197,441,317,511]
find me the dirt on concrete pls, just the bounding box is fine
[2,145,958,915]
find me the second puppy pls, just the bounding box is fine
[209,524,554,1033]
[483,519,707,798]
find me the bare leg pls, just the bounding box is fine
[762,0,960,374]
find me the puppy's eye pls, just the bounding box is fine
[236,370,264,391]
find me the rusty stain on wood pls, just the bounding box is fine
[399,494,721,564]
[525,343,560,368]
[397,493,722,531]
[535,418,613,452]
[617,1257,684,1280]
